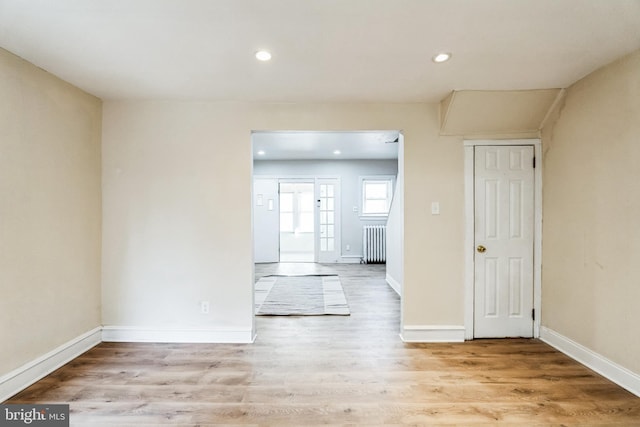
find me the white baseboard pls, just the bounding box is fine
[340,255,363,264]
[102,326,255,344]
[0,327,102,402]
[385,273,401,296]
[401,325,465,343]
[540,326,640,397]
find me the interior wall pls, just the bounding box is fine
[541,49,640,374]
[101,101,465,339]
[253,159,398,260]
[386,135,404,295]
[404,108,464,326]
[0,48,102,374]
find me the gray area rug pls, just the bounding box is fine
[255,275,350,316]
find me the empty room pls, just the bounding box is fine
[1,1,640,425]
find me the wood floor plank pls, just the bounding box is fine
[5,263,640,425]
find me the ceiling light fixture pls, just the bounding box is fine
[257,150,265,156]
[255,50,272,61]
[333,150,341,155]
[432,52,452,63]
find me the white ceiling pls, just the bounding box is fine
[253,131,399,160]
[1,0,639,103]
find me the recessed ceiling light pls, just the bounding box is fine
[257,150,265,156]
[432,52,452,63]
[333,150,341,155]
[255,50,272,61]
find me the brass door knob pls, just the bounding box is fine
[477,245,487,253]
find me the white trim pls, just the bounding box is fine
[385,273,401,296]
[400,325,465,343]
[0,327,102,402]
[540,327,640,397]
[340,255,363,264]
[464,139,542,339]
[359,215,390,221]
[253,174,340,180]
[101,326,255,344]
[447,130,541,138]
[532,141,543,337]
[463,138,542,147]
[463,145,475,340]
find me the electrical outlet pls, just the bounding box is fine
[346,244,350,251]
[200,301,210,314]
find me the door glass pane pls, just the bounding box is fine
[320,185,327,197]
[328,225,334,238]
[327,238,334,251]
[320,240,327,251]
[327,212,334,224]
[327,185,334,197]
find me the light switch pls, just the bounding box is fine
[431,201,440,215]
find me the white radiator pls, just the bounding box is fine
[362,225,386,264]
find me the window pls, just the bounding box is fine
[361,177,394,217]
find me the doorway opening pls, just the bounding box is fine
[279,181,315,262]
[251,130,404,335]
[252,130,399,267]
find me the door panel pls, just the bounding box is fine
[253,179,279,263]
[474,146,534,338]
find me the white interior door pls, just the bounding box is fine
[316,178,340,263]
[474,146,534,338]
[253,178,279,263]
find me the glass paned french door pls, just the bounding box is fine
[317,178,340,263]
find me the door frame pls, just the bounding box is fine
[252,174,341,263]
[463,139,542,340]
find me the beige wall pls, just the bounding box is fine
[0,49,102,374]
[386,134,404,294]
[101,101,466,337]
[541,49,640,374]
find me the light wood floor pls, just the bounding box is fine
[7,263,640,425]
